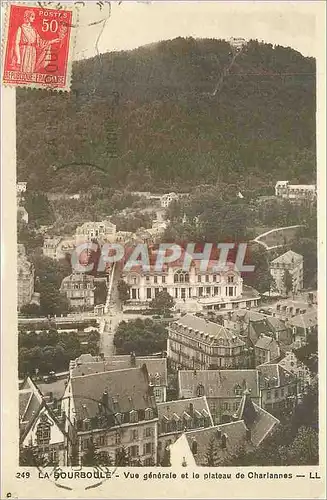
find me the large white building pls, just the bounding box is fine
[75,220,116,244]
[121,258,259,312]
[270,250,303,296]
[275,181,316,201]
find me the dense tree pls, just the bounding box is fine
[115,447,130,466]
[149,291,175,313]
[20,303,41,317]
[117,280,131,304]
[17,39,315,193]
[24,191,54,227]
[161,446,171,467]
[243,243,274,294]
[18,329,100,377]
[227,381,319,466]
[114,318,167,355]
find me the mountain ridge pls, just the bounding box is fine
[16,37,316,193]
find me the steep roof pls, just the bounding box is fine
[178,370,260,399]
[70,366,156,420]
[257,364,296,388]
[71,355,167,386]
[255,335,277,350]
[173,314,245,348]
[288,310,318,329]
[271,250,303,265]
[157,397,213,429]
[234,390,279,446]
[184,422,249,466]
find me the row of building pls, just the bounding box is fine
[20,332,315,468]
[275,181,316,201]
[21,347,300,467]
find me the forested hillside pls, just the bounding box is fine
[17,37,316,192]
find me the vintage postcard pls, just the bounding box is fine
[1,1,326,498]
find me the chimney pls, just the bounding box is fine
[130,352,136,367]
[246,428,251,442]
[102,390,109,408]
[216,428,222,438]
[189,403,194,416]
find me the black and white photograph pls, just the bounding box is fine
[1,1,326,498]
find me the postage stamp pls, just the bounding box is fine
[2,3,75,91]
[1,1,326,499]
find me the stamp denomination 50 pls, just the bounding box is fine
[2,3,75,91]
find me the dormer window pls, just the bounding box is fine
[228,276,234,284]
[196,383,205,397]
[234,385,243,396]
[129,410,138,423]
[115,412,122,425]
[145,408,153,420]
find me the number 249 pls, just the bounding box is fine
[16,472,30,479]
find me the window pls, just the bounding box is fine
[131,289,137,299]
[197,275,202,283]
[49,449,57,463]
[154,388,161,399]
[154,276,158,284]
[143,442,152,455]
[199,287,203,297]
[206,287,211,295]
[145,408,153,420]
[144,457,153,466]
[267,391,271,400]
[115,432,121,444]
[174,270,189,283]
[130,410,138,423]
[130,429,138,441]
[228,276,234,284]
[163,288,167,293]
[196,383,205,397]
[214,287,219,295]
[162,276,166,284]
[98,435,105,446]
[146,288,152,299]
[36,415,51,446]
[205,275,210,282]
[213,275,216,282]
[223,402,229,411]
[228,287,234,297]
[274,390,279,399]
[144,427,152,438]
[129,445,139,458]
[146,276,150,282]
[181,288,186,299]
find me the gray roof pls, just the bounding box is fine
[257,364,296,389]
[71,355,167,386]
[184,422,249,466]
[70,366,156,420]
[178,370,260,399]
[173,314,245,348]
[288,310,318,329]
[157,396,213,426]
[255,335,277,350]
[271,250,303,265]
